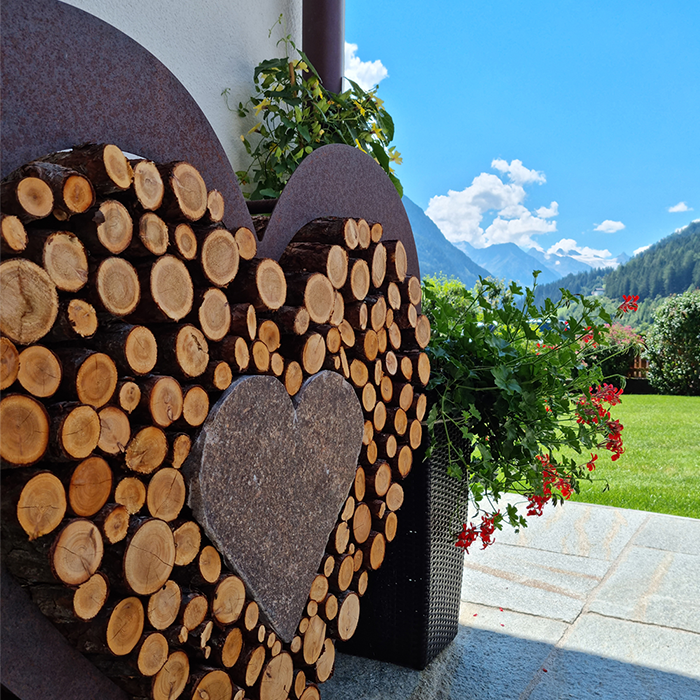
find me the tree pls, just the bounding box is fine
[646,290,700,395]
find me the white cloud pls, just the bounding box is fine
[594,220,625,233]
[668,201,693,213]
[491,158,545,185]
[546,239,618,268]
[536,202,559,218]
[344,42,388,90]
[425,160,557,248]
[633,245,651,256]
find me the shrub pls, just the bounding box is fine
[646,290,700,395]
[225,17,402,200]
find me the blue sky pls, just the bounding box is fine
[345,0,699,266]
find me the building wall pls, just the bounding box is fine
[61,0,302,176]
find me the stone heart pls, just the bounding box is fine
[183,370,364,642]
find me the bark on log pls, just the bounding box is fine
[204,360,233,391]
[229,258,286,311]
[4,162,95,221]
[39,144,133,194]
[292,217,359,249]
[90,324,158,377]
[1,174,53,222]
[55,349,118,408]
[269,306,309,337]
[280,243,348,290]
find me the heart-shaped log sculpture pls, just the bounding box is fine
[183,371,364,642]
[0,141,431,700]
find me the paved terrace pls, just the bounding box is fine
[324,497,700,700]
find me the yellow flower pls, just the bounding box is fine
[254,98,269,115]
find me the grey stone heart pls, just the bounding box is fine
[183,371,364,642]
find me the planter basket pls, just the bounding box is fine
[339,421,469,670]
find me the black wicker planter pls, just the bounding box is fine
[339,422,469,670]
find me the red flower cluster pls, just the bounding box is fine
[605,419,624,461]
[526,454,575,517]
[455,513,500,553]
[619,294,639,313]
[586,453,598,471]
[576,384,625,461]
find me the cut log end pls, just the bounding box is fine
[0,394,50,466]
[0,259,59,345]
[133,160,164,210]
[202,227,240,287]
[17,471,67,540]
[97,257,140,317]
[150,255,193,321]
[51,519,103,586]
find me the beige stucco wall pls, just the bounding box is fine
[62,0,302,175]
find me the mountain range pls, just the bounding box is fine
[403,195,628,287]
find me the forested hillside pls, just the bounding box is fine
[605,220,700,300]
[534,220,700,305]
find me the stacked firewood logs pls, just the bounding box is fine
[0,144,430,700]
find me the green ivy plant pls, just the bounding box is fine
[224,18,402,200]
[422,275,637,551]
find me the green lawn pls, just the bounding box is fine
[567,395,700,518]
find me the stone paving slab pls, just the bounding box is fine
[631,512,700,555]
[460,544,606,622]
[588,545,700,634]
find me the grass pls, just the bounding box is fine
[566,395,700,519]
